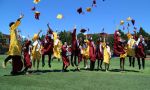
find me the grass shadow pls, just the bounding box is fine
[109,69,140,73]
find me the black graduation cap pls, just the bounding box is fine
[77,7,83,14]
[34,11,40,20]
[123,26,125,30]
[127,23,130,27]
[80,29,87,33]
[131,19,135,25]
[102,0,105,2]
[93,0,96,4]
[92,0,97,7]
[134,27,137,30]
[32,6,36,11]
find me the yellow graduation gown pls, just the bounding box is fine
[31,40,41,60]
[103,42,111,64]
[127,38,135,57]
[8,20,21,56]
[53,39,62,59]
[82,40,90,60]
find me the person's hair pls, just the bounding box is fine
[9,22,15,27]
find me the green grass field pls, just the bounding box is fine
[0,55,150,90]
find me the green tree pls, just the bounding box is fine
[138,27,150,38]
[137,27,150,50]
[59,30,72,45]
[77,33,84,39]
[118,29,127,41]
[92,33,99,44]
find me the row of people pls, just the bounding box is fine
[2,14,147,75]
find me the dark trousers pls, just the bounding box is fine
[90,61,95,71]
[137,58,145,70]
[4,55,13,63]
[5,55,23,75]
[42,54,52,67]
[129,56,135,67]
[97,59,103,69]
[71,52,78,67]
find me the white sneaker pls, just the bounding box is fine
[2,62,6,68]
[84,66,88,69]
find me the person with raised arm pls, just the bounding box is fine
[61,42,70,72]
[41,23,54,68]
[32,30,42,71]
[2,14,24,75]
[135,35,147,70]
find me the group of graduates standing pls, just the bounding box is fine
[2,14,147,75]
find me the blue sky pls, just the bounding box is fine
[0,0,150,37]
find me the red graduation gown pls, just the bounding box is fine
[62,45,70,66]
[113,31,125,56]
[23,41,32,68]
[41,35,54,55]
[96,42,103,60]
[89,40,96,61]
[135,41,145,58]
[71,28,77,52]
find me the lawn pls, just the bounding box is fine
[0,55,150,90]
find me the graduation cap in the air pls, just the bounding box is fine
[92,0,97,7]
[127,17,132,21]
[31,6,36,11]
[80,29,87,33]
[56,14,63,20]
[77,7,84,14]
[120,20,124,25]
[34,11,40,20]
[134,27,137,30]
[131,19,135,25]
[123,26,125,30]
[33,0,40,4]
[86,7,92,12]
[127,23,130,27]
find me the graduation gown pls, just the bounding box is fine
[32,40,41,60]
[103,43,111,64]
[41,35,53,55]
[82,40,90,60]
[61,45,70,66]
[96,42,103,60]
[71,28,78,53]
[23,40,32,68]
[113,31,125,56]
[135,41,145,58]
[89,40,96,61]
[127,38,136,57]
[53,32,62,59]
[8,19,23,73]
